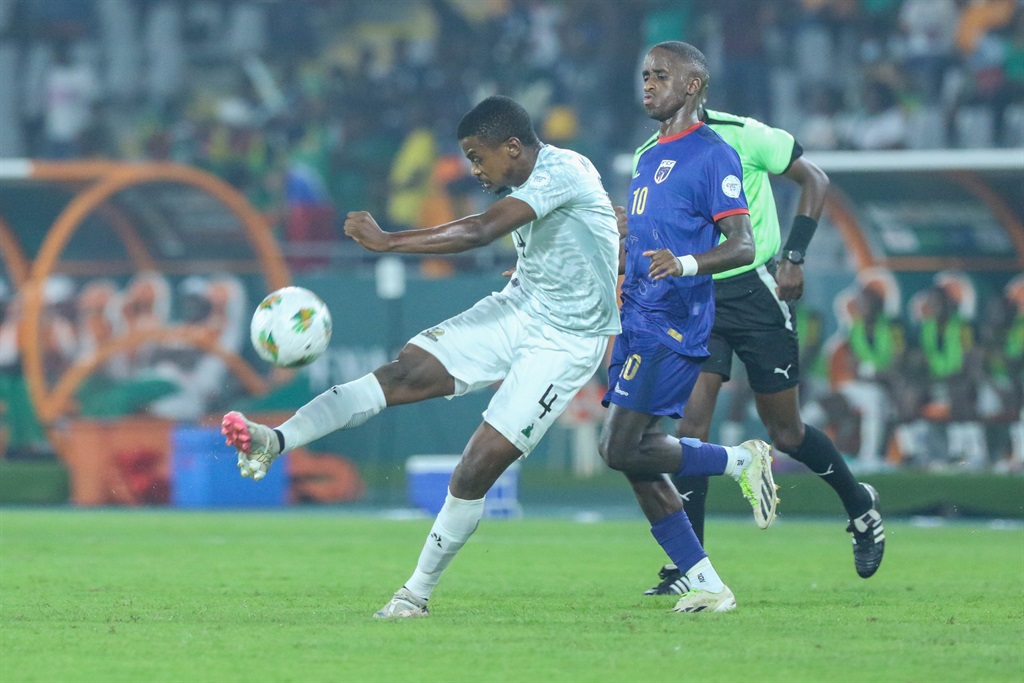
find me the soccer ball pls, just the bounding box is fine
[250,286,332,368]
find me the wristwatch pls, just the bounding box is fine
[782,250,805,265]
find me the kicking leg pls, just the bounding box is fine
[224,345,452,479]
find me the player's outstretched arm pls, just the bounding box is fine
[776,157,829,301]
[343,198,538,255]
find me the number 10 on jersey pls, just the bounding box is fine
[631,186,648,215]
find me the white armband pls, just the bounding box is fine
[674,254,699,277]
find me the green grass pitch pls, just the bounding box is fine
[1,509,1022,683]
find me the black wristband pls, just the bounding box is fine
[783,215,818,254]
[273,428,285,452]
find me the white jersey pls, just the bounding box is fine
[504,145,622,336]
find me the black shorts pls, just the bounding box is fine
[702,263,800,394]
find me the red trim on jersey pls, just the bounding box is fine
[658,121,704,144]
[713,207,750,222]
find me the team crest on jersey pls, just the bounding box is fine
[654,160,676,184]
[419,326,445,342]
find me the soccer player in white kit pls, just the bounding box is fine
[221,95,621,618]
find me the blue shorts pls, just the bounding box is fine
[602,328,704,419]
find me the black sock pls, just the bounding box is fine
[790,424,871,518]
[670,475,709,545]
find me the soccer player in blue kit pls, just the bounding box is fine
[598,42,780,613]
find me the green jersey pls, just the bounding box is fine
[632,109,799,280]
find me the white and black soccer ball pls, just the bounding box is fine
[250,286,332,368]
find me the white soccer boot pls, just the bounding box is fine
[221,411,281,481]
[735,439,779,529]
[374,587,430,619]
[671,585,737,613]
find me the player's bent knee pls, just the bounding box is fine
[597,433,615,468]
[598,438,633,472]
[767,422,805,453]
[375,346,454,402]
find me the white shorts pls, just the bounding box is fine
[407,292,608,455]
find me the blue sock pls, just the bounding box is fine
[676,437,728,478]
[650,509,707,574]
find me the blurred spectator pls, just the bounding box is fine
[901,275,988,469]
[991,7,1024,146]
[387,109,438,231]
[718,0,773,122]
[96,0,141,101]
[977,276,1024,469]
[800,84,846,150]
[75,279,120,367]
[0,284,52,458]
[416,140,476,232]
[0,276,78,458]
[205,97,276,213]
[42,42,97,159]
[795,303,829,403]
[283,105,337,271]
[40,276,79,383]
[898,0,958,104]
[329,106,396,220]
[841,76,909,149]
[116,271,172,372]
[858,0,904,63]
[806,270,907,471]
[955,0,1017,56]
[145,0,184,106]
[946,0,1019,146]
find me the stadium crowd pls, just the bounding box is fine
[2,0,1023,235]
[798,270,1023,473]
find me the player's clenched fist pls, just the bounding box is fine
[344,211,391,252]
[643,249,681,280]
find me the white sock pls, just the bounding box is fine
[276,373,386,451]
[404,490,485,600]
[724,445,752,480]
[684,557,725,593]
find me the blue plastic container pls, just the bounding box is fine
[406,455,521,518]
[171,425,289,507]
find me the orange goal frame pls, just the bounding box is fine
[0,159,291,425]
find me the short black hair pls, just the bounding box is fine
[457,96,540,147]
[651,41,710,97]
